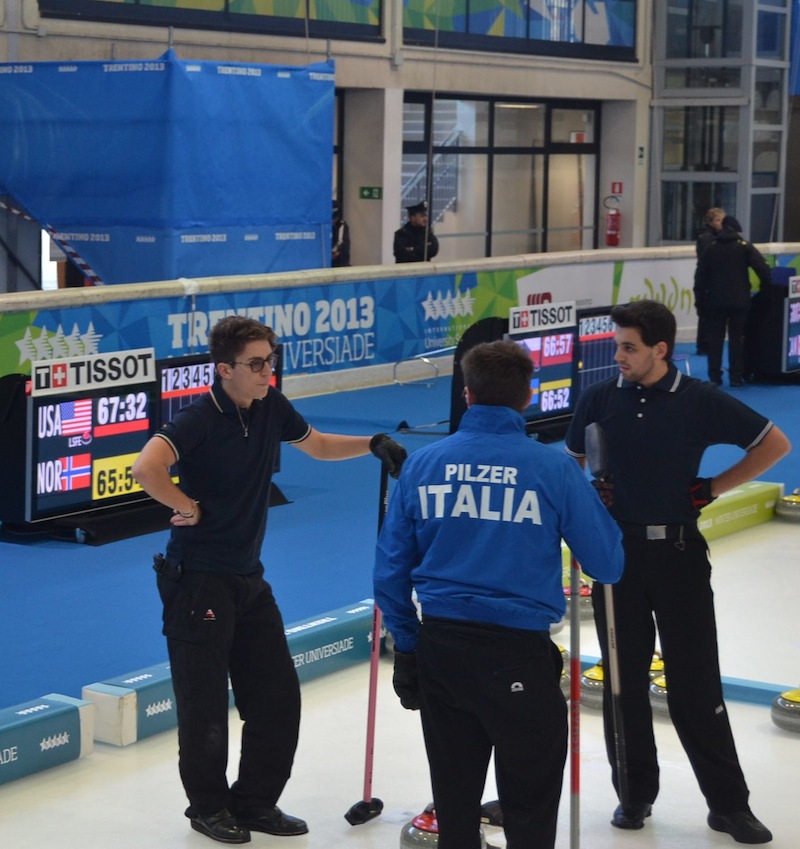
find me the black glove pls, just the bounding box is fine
[689,476,716,511]
[370,433,407,479]
[592,478,614,509]
[392,650,420,710]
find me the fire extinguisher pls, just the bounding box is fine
[604,195,621,247]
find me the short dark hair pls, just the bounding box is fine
[209,316,278,365]
[460,340,533,411]
[610,300,676,361]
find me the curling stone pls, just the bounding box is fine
[775,489,800,522]
[649,674,670,715]
[771,688,800,732]
[580,661,604,710]
[649,650,664,680]
[400,804,489,849]
[558,645,571,699]
[563,580,594,620]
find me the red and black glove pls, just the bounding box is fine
[592,478,614,509]
[689,477,716,511]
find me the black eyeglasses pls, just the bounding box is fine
[229,353,279,372]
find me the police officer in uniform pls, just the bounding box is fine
[331,200,350,267]
[374,339,624,849]
[565,300,790,845]
[393,200,439,263]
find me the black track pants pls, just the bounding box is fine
[159,569,301,815]
[592,535,750,814]
[417,617,567,849]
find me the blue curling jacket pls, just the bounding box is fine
[374,405,624,653]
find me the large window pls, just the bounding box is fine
[662,106,740,172]
[665,0,745,60]
[660,180,737,242]
[653,0,790,244]
[402,95,600,261]
[403,0,636,60]
[41,0,382,40]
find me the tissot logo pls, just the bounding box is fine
[31,348,156,397]
[509,302,575,332]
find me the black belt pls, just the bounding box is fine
[618,521,701,541]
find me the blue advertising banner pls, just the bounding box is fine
[0,52,334,283]
[4,249,798,383]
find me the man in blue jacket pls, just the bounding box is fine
[374,339,624,849]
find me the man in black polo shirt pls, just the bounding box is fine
[132,316,405,845]
[565,300,790,846]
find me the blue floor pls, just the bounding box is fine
[2,344,798,708]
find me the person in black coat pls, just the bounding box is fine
[694,216,771,387]
[331,201,351,267]
[694,208,726,355]
[394,200,439,263]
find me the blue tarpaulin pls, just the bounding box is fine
[0,51,335,284]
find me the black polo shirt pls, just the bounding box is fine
[157,380,311,574]
[565,364,773,525]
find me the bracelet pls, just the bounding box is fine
[177,500,199,519]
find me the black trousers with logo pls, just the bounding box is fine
[157,567,301,816]
[417,617,567,849]
[591,534,750,815]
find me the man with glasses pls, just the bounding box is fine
[132,316,406,845]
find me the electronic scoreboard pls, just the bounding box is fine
[782,277,800,374]
[506,301,578,433]
[13,348,159,524]
[576,306,618,393]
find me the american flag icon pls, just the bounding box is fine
[60,399,92,437]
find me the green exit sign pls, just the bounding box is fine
[359,186,382,200]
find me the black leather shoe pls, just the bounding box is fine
[708,810,773,844]
[611,802,652,830]
[187,809,251,844]
[236,806,309,836]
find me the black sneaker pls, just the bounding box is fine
[707,809,773,844]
